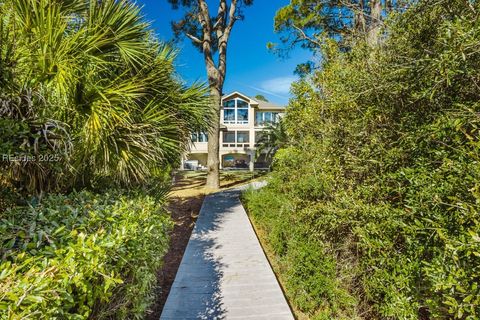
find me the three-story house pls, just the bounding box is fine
[182,91,285,171]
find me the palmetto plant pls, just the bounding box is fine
[256,119,289,165]
[0,0,212,192]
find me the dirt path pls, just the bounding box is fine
[146,194,204,320]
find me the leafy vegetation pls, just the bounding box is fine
[0,0,212,195]
[0,0,213,317]
[255,120,289,164]
[245,0,480,319]
[254,94,269,102]
[269,0,408,75]
[0,190,172,319]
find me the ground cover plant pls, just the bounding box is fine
[244,0,480,319]
[0,191,172,319]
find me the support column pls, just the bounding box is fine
[248,150,255,172]
[180,156,185,170]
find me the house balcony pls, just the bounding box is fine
[190,142,256,154]
[190,142,208,153]
[221,142,251,149]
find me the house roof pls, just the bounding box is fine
[254,100,285,110]
[222,91,252,102]
[222,91,285,110]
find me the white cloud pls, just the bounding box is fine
[260,76,297,95]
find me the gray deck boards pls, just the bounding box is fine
[160,183,293,320]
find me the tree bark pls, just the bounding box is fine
[367,0,382,45]
[199,0,237,189]
[354,0,367,38]
[205,85,222,189]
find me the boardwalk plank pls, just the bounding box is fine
[160,183,293,320]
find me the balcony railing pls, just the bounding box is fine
[255,120,277,127]
[222,143,250,148]
[223,120,249,125]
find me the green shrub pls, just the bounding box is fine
[245,1,480,319]
[0,190,172,319]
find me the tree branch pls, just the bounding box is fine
[196,0,212,33]
[215,0,228,38]
[197,0,219,85]
[225,0,238,37]
[186,33,202,45]
[218,0,238,78]
[291,23,322,48]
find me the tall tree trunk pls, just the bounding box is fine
[354,0,367,38]
[206,84,222,189]
[192,0,238,190]
[368,0,382,45]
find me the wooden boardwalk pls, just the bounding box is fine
[160,183,293,320]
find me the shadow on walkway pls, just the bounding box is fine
[161,191,240,319]
[161,184,293,320]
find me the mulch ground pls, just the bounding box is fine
[146,194,205,320]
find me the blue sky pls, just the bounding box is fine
[135,0,312,105]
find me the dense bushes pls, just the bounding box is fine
[244,1,480,319]
[0,190,172,319]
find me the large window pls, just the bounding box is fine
[237,131,249,143]
[255,112,281,126]
[223,98,249,124]
[223,100,235,123]
[222,130,250,147]
[223,131,235,143]
[236,100,248,123]
[191,132,208,143]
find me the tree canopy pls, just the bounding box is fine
[168,0,253,86]
[270,0,409,54]
[254,94,269,102]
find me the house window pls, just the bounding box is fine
[223,131,235,143]
[223,98,249,124]
[237,131,249,143]
[191,132,208,143]
[255,112,280,126]
[222,130,250,147]
[224,99,235,123]
[236,100,249,124]
[224,100,235,108]
[255,112,263,126]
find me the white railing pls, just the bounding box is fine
[222,143,250,148]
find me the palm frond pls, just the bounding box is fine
[1,0,214,191]
[256,120,289,163]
